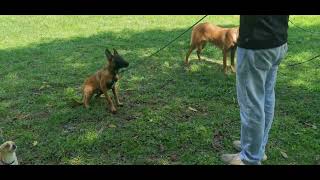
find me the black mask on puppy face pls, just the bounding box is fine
[105,48,129,70]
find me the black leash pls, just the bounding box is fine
[117,16,320,75]
[0,159,15,165]
[279,17,320,76]
[148,15,208,58]
[279,54,320,76]
[287,54,320,67]
[289,18,320,34]
[118,15,208,74]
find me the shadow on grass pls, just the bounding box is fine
[0,22,319,164]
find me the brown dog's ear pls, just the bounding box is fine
[113,48,118,56]
[105,48,113,60]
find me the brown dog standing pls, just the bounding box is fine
[75,48,129,114]
[185,22,239,74]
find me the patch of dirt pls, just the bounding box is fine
[177,111,193,121]
[169,154,178,162]
[124,115,138,121]
[125,98,167,111]
[12,113,31,121]
[32,111,51,119]
[298,120,317,130]
[146,155,159,165]
[159,144,165,153]
[158,79,176,90]
[177,106,199,121]
[212,130,224,152]
[30,88,42,96]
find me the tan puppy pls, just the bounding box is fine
[185,22,239,74]
[0,141,18,165]
[73,48,129,114]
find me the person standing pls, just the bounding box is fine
[221,15,289,165]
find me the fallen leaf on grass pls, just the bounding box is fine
[97,127,105,134]
[188,107,198,112]
[39,84,51,90]
[301,122,317,130]
[124,88,135,91]
[280,151,288,159]
[33,141,38,146]
[13,113,30,120]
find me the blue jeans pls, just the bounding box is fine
[236,43,288,165]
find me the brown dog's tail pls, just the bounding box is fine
[190,28,196,46]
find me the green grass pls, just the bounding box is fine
[0,15,319,165]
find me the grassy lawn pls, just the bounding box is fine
[0,15,319,165]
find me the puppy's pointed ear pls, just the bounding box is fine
[113,48,118,56]
[5,143,10,149]
[105,48,113,61]
[0,143,9,150]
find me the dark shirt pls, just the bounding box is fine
[238,15,289,49]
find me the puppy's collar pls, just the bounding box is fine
[1,159,15,165]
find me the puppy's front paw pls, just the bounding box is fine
[223,68,228,75]
[111,107,117,114]
[117,102,124,107]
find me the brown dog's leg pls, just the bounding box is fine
[185,46,195,64]
[83,86,94,109]
[104,90,117,114]
[112,85,123,107]
[196,42,206,61]
[100,81,117,113]
[223,49,228,75]
[230,46,237,73]
[196,49,201,61]
[196,46,202,61]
